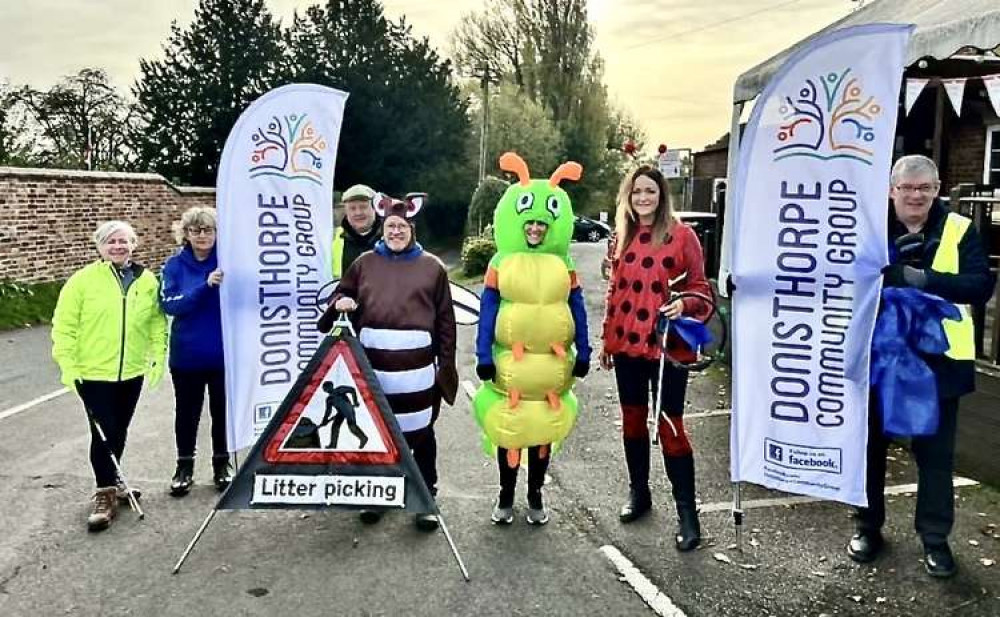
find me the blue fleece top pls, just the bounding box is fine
[160,244,224,370]
[373,240,423,260]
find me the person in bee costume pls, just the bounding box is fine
[474,152,591,526]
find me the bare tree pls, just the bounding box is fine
[450,0,527,86]
[15,68,137,170]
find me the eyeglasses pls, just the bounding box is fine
[384,223,409,232]
[186,226,216,236]
[894,184,938,195]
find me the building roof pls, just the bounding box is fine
[734,0,1000,103]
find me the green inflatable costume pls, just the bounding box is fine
[473,152,592,455]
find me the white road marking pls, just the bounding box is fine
[600,545,686,617]
[0,388,70,422]
[685,409,731,419]
[698,477,980,513]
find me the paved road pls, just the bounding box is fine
[0,242,997,616]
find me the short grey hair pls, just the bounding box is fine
[891,154,939,186]
[93,220,137,249]
[173,206,218,244]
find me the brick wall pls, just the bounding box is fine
[944,115,994,189]
[0,167,215,283]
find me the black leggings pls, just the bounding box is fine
[613,354,689,442]
[77,378,144,488]
[496,446,550,506]
[172,368,227,459]
[405,426,438,495]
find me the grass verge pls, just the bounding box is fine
[0,280,64,331]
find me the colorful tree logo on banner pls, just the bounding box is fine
[249,114,328,184]
[774,68,882,165]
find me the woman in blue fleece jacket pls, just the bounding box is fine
[160,206,230,495]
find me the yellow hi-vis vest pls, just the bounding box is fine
[332,227,345,278]
[930,212,975,360]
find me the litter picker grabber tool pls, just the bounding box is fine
[82,404,144,520]
[437,509,470,582]
[650,310,671,447]
[650,290,725,445]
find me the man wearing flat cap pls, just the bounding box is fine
[333,183,382,278]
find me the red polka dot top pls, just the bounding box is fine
[601,222,713,362]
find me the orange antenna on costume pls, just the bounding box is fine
[549,161,583,187]
[499,152,531,187]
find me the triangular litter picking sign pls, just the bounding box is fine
[217,331,436,514]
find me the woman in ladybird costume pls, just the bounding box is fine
[474,152,591,527]
[600,164,712,551]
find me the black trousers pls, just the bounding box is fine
[405,426,437,496]
[171,368,227,459]
[612,354,689,442]
[77,378,144,488]
[858,395,959,547]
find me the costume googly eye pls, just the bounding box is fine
[515,192,534,214]
[545,195,560,218]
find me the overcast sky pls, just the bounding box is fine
[0,0,854,151]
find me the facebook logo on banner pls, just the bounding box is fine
[768,443,784,463]
[765,438,842,474]
[254,402,278,436]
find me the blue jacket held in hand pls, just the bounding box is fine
[160,244,224,371]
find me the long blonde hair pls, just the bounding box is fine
[613,165,675,258]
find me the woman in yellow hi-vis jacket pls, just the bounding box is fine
[846,155,995,578]
[51,221,167,532]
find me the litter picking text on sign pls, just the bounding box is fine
[252,474,405,507]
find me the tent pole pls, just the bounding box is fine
[718,100,745,294]
[722,95,746,550]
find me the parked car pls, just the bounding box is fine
[676,211,719,278]
[573,215,611,242]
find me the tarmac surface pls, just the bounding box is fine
[0,241,997,616]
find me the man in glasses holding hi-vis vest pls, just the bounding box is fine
[847,155,995,579]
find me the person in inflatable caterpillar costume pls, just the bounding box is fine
[474,152,592,526]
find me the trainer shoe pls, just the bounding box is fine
[87,487,118,532]
[491,502,514,525]
[525,490,549,526]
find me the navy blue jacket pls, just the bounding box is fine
[160,245,224,371]
[887,201,995,398]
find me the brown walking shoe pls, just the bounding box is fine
[87,487,118,532]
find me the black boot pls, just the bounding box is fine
[212,455,232,491]
[664,453,701,551]
[170,457,195,497]
[619,438,652,523]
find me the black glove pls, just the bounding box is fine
[476,364,496,381]
[572,360,590,378]
[894,232,925,266]
[882,264,928,289]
